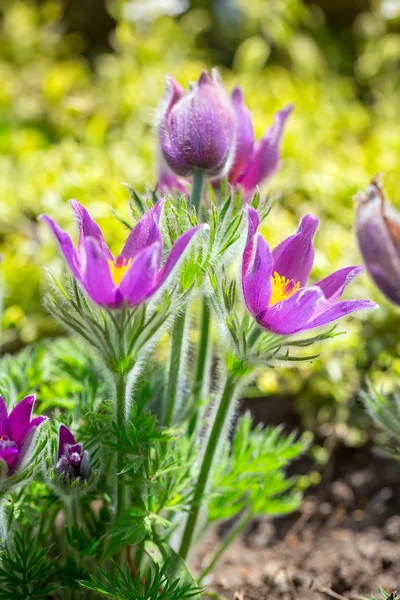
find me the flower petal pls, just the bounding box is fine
[0,440,18,467]
[272,214,319,287]
[155,225,206,291]
[0,396,9,439]
[307,299,378,329]
[8,395,35,447]
[229,87,255,183]
[238,104,293,193]
[82,238,120,308]
[118,242,162,306]
[315,266,363,303]
[242,233,273,315]
[58,424,76,460]
[40,215,81,280]
[157,160,188,195]
[10,427,39,472]
[120,199,164,260]
[70,200,112,260]
[257,286,324,335]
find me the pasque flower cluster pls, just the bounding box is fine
[158,69,292,197]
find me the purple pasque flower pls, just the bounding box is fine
[0,395,47,473]
[158,70,236,178]
[56,425,89,481]
[242,207,377,335]
[229,88,293,197]
[356,177,400,305]
[41,199,204,309]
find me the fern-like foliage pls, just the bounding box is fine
[0,531,56,599]
[361,383,400,456]
[362,588,399,600]
[80,561,201,600]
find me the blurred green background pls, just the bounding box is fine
[1,0,400,441]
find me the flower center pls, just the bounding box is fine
[270,271,300,305]
[108,256,133,286]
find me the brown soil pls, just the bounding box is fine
[193,444,400,600]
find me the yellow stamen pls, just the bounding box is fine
[270,271,300,305]
[108,258,133,286]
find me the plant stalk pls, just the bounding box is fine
[198,509,252,582]
[191,170,205,218]
[179,372,237,559]
[164,310,187,427]
[188,298,211,435]
[114,372,129,518]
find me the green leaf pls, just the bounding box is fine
[144,541,201,600]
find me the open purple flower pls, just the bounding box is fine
[356,177,400,305]
[41,199,204,309]
[56,425,89,481]
[0,395,47,473]
[229,88,293,198]
[242,208,377,335]
[158,70,236,178]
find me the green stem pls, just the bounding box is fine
[191,170,205,218]
[179,373,238,559]
[0,500,7,549]
[188,298,211,436]
[164,311,187,427]
[114,372,129,518]
[198,509,252,582]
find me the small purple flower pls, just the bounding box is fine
[356,177,400,305]
[158,70,236,178]
[56,425,89,481]
[0,395,47,473]
[229,88,293,197]
[242,207,377,335]
[41,199,204,309]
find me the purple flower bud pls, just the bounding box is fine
[56,425,89,481]
[0,395,47,473]
[356,177,400,305]
[158,70,236,178]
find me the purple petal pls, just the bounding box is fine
[257,286,323,335]
[120,199,164,260]
[272,214,319,287]
[82,238,120,308]
[0,396,9,439]
[356,179,400,305]
[70,200,112,260]
[118,242,162,306]
[40,215,81,280]
[58,424,76,460]
[238,104,293,193]
[158,161,188,195]
[242,234,273,315]
[0,440,18,467]
[316,266,363,303]
[8,395,35,447]
[10,427,38,472]
[307,299,378,329]
[155,225,206,291]
[229,87,255,184]
[247,206,260,243]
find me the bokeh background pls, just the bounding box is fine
[1,0,400,447]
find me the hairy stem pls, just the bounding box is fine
[188,298,211,435]
[114,372,129,517]
[191,170,205,218]
[179,372,238,559]
[198,509,252,582]
[164,311,187,427]
[0,500,7,549]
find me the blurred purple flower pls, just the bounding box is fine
[157,159,188,195]
[41,199,204,309]
[0,395,47,473]
[56,425,89,481]
[158,70,236,178]
[356,177,400,305]
[242,207,377,335]
[229,89,293,197]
